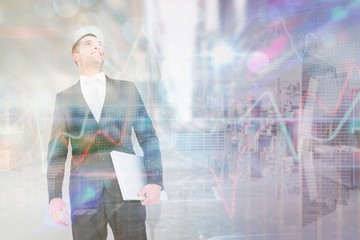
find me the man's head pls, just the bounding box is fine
[71,33,97,54]
[71,33,105,70]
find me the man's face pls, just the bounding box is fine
[73,35,105,66]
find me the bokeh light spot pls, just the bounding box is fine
[53,0,80,18]
[320,32,336,48]
[82,187,96,202]
[332,7,348,21]
[34,0,56,19]
[76,12,102,29]
[212,42,235,66]
[246,51,269,74]
[4,51,27,75]
[257,5,281,26]
[0,11,4,25]
[0,113,24,152]
[122,18,142,43]
[78,0,98,8]
[267,5,281,21]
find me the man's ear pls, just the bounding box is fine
[72,53,79,62]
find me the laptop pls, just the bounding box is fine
[110,150,167,201]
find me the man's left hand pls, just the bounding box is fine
[138,184,162,205]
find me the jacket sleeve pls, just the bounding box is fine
[130,83,164,188]
[47,94,69,202]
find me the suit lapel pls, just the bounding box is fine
[99,77,111,124]
[99,78,129,131]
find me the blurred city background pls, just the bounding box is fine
[1,0,360,239]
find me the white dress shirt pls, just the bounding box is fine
[80,72,106,122]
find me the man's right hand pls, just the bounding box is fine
[49,198,69,227]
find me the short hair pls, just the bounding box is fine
[71,33,97,54]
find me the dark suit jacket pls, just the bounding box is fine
[47,77,163,206]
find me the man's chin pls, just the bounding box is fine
[92,56,105,62]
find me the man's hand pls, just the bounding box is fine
[138,184,162,205]
[49,198,69,226]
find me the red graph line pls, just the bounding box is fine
[202,63,360,218]
[200,131,265,219]
[49,111,128,169]
[72,127,127,169]
[301,63,360,115]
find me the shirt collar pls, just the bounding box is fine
[80,72,106,87]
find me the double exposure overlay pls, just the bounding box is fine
[1,0,360,239]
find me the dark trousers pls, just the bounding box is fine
[71,186,147,240]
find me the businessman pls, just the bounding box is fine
[47,28,163,240]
